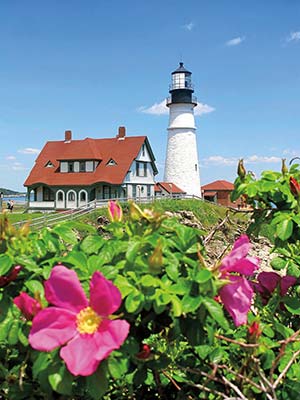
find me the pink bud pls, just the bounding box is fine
[108,201,123,222]
[13,292,42,320]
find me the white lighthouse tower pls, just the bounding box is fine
[164,63,201,197]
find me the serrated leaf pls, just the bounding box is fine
[202,297,229,330]
[86,363,109,399]
[276,219,293,241]
[284,298,300,315]
[52,225,78,245]
[0,254,12,275]
[25,279,44,296]
[80,235,104,255]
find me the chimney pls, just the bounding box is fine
[117,126,126,140]
[65,130,72,142]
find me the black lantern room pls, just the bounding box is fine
[167,62,197,106]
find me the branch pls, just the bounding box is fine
[161,370,181,391]
[215,333,259,348]
[221,376,248,400]
[204,212,231,245]
[273,349,300,389]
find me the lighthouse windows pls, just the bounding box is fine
[172,73,185,89]
[195,164,198,171]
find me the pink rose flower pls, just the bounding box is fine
[252,271,297,305]
[108,200,123,222]
[218,235,259,326]
[29,265,130,376]
[14,292,42,320]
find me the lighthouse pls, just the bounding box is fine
[164,63,201,197]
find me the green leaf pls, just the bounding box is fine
[270,257,287,271]
[80,235,104,255]
[108,357,129,379]
[25,279,44,296]
[0,254,12,275]
[7,320,19,345]
[182,295,202,313]
[0,317,12,341]
[114,275,135,297]
[125,291,144,313]
[140,274,159,287]
[32,353,51,379]
[171,295,182,317]
[86,363,109,399]
[202,297,229,330]
[48,365,73,395]
[52,224,78,245]
[276,218,293,241]
[126,241,141,263]
[165,264,179,281]
[284,298,300,315]
[195,269,212,283]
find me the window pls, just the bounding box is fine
[132,185,136,198]
[43,187,54,201]
[45,161,54,168]
[195,164,198,171]
[80,161,86,172]
[57,191,63,201]
[142,144,145,156]
[136,161,147,177]
[68,192,75,201]
[147,185,151,197]
[68,162,74,172]
[80,192,86,201]
[107,159,117,166]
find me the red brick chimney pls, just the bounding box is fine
[65,130,72,142]
[117,126,126,140]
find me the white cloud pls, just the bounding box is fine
[183,22,195,31]
[6,155,16,160]
[138,100,168,115]
[203,155,281,166]
[194,103,215,116]
[18,147,40,155]
[286,31,300,42]
[138,100,215,116]
[225,36,245,47]
[246,155,281,163]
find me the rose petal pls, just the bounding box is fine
[45,265,88,313]
[60,334,102,376]
[257,271,280,294]
[60,319,129,376]
[219,276,253,326]
[29,307,77,351]
[220,235,252,272]
[89,272,122,316]
[280,275,297,296]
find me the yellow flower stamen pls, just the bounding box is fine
[76,306,102,334]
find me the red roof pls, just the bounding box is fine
[201,180,234,191]
[155,182,186,194]
[24,136,157,187]
[203,191,217,196]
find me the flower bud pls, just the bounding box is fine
[248,321,261,339]
[0,265,22,287]
[136,343,152,360]
[290,177,300,198]
[13,292,42,320]
[148,242,163,273]
[108,200,123,222]
[281,158,288,176]
[237,159,246,179]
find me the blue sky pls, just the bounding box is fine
[0,0,299,191]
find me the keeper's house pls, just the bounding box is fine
[24,127,158,210]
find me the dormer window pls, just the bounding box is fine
[68,162,74,172]
[79,161,86,172]
[107,159,117,166]
[45,161,54,168]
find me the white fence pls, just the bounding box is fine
[13,195,204,231]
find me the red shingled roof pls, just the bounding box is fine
[24,136,157,187]
[201,180,234,191]
[155,182,186,194]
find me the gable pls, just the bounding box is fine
[24,135,158,187]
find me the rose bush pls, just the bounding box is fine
[0,161,300,399]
